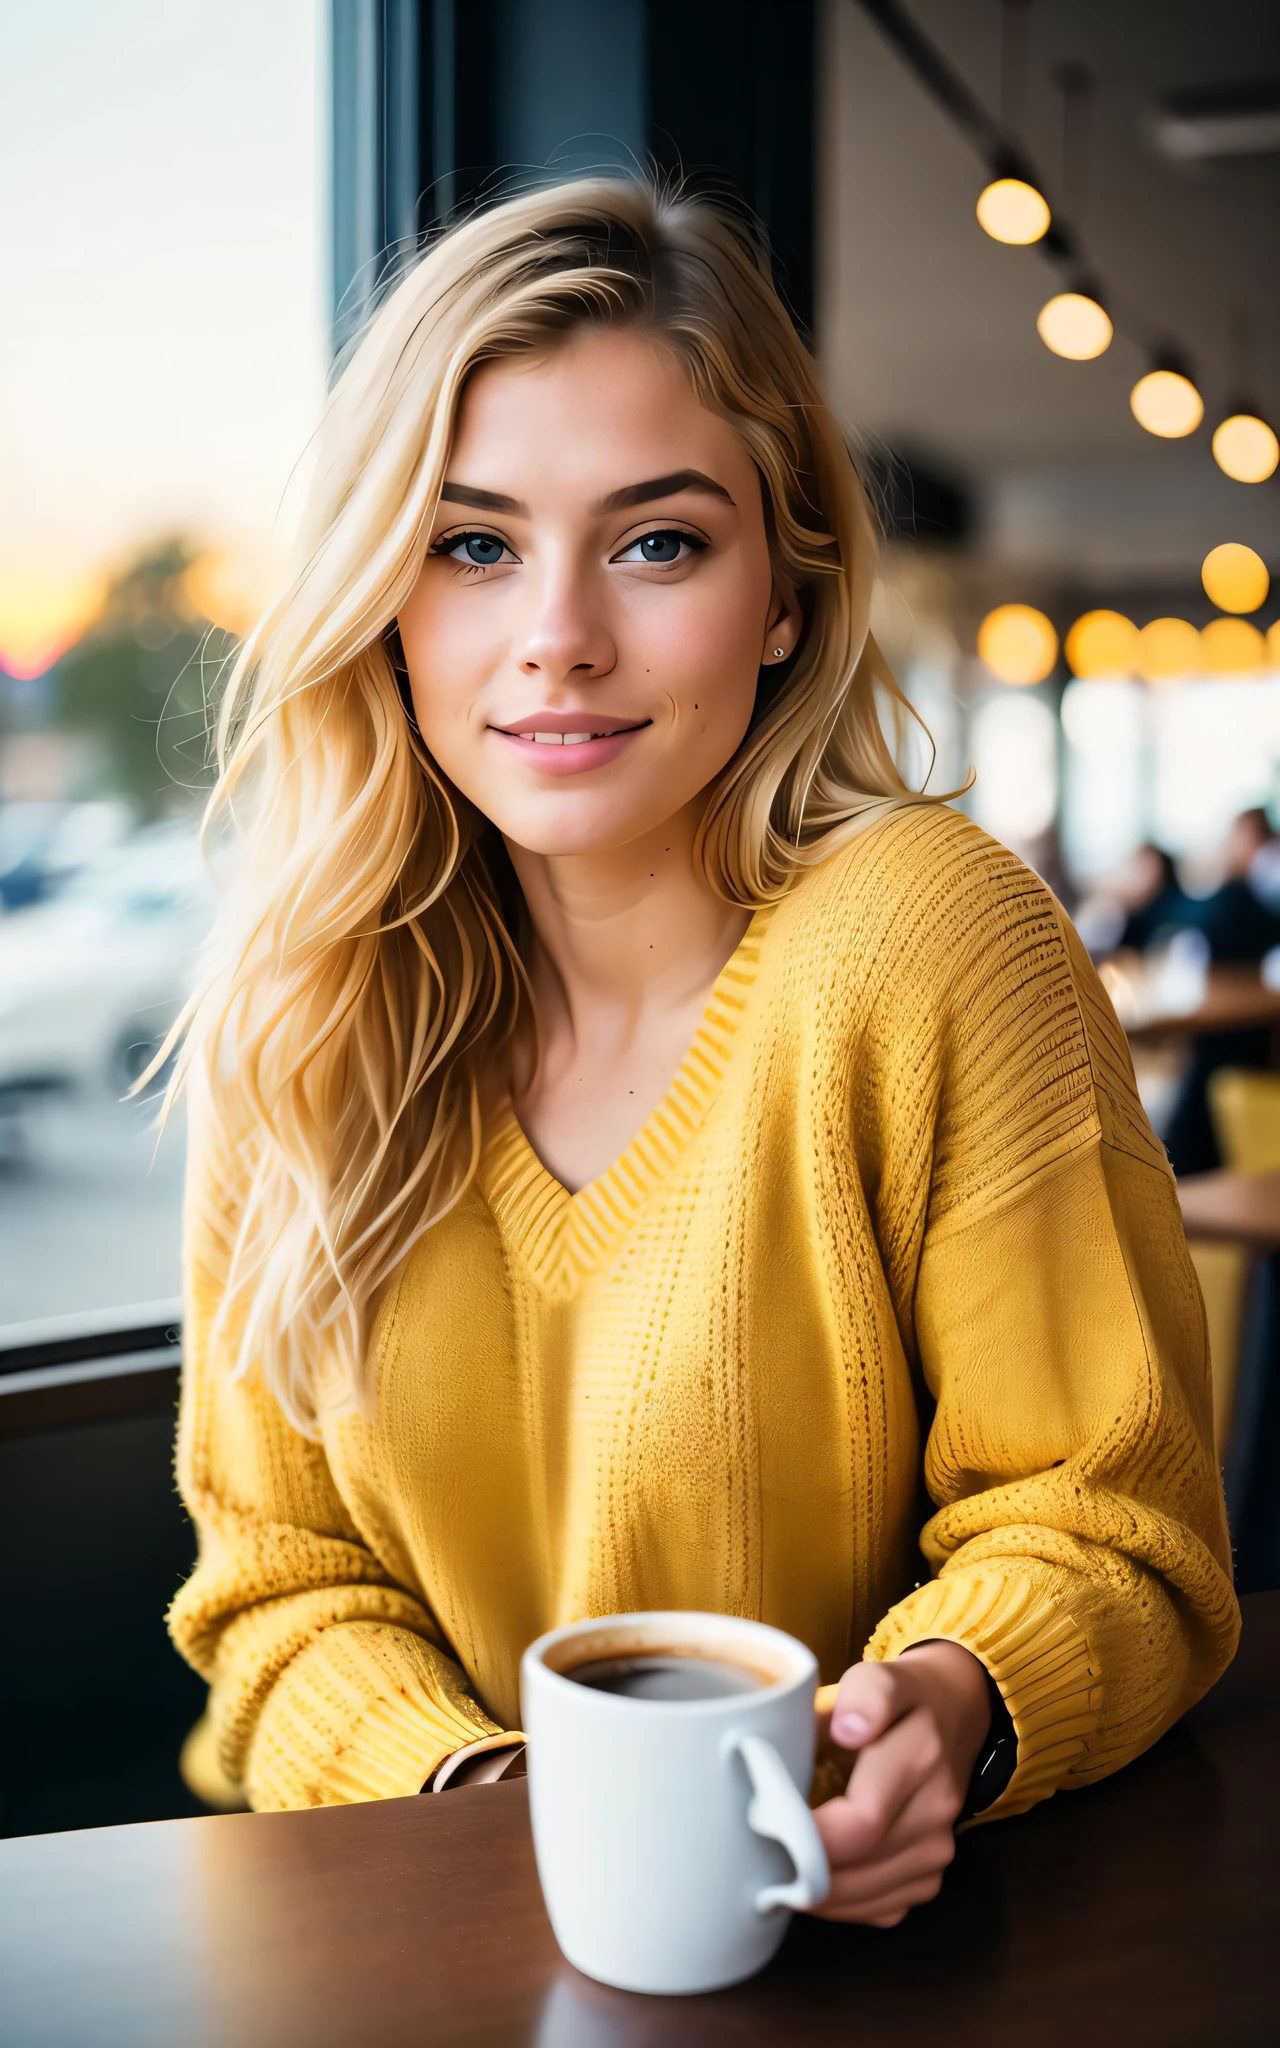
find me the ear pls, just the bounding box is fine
[761,577,803,667]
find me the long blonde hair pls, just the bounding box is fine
[177,177,931,1433]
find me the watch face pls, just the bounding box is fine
[962,1674,1018,1817]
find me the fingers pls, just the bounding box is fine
[815,1704,954,1866]
[827,1659,909,1751]
[809,1744,962,1926]
[809,1790,956,1924]
[808,1653,974,1930]
[809,1807,955,1924]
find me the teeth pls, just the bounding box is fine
[532,732,564,745]
[563,733,594,745]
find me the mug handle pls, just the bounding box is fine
[731,1732,831,1914]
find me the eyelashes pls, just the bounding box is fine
[430,530,514,571]
[612,529,708,567]
[429,525,710,574]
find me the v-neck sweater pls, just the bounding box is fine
[170,804,1238,1816]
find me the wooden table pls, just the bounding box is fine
[4,1593,1277,2048]
[1123,965,1280,1046]
[1178,1167,1280,1251]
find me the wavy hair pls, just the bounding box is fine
[173,176,935,1433]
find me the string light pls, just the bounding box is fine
[1201,543,1270,614]
[977,604,1059,684]
[1135,617,1199,683]
[1036,290,1112,360]
[1130,366,1204,438]
[976,177,1051,245]
[1065,610,1138,677]
[1200,618,1266,673]
[1212,413,1280,484]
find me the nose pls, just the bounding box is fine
[514,552,617,686]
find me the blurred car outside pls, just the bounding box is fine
[0,799,135,912]
[0,820,214,1110]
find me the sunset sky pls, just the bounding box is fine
[0,0,325,677]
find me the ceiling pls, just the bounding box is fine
[819,0,1280,595]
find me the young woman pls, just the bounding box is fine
[169,180,1237,1928]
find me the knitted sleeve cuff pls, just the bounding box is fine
[865,1562,1102,1822]
[242,1620,519,1809]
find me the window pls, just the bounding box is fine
[0,1,324,1333]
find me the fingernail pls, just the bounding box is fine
[831,1712,872,1744]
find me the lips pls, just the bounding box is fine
[487,712,652,775]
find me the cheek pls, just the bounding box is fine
[632,568,765,729]
[400,588,494,759]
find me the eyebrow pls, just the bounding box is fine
[598,469,736,513]
[436,468,736,520]
[438,482,527,514]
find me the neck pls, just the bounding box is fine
[504,801,750,1062]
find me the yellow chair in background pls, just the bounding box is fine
[1189,1241,1252,1457]
[1208,1068,1280,1174]
[1186,1069,1280,1458]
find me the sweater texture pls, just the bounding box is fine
[170,805,1239,1814]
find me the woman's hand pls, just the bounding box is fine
[808,1639,992,1926]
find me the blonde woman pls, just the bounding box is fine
[169,180,1236,1927]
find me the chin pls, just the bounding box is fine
[489,791,679,860]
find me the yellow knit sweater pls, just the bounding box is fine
[170,805,1238,1816]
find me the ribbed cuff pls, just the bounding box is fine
[244,1622,517,1808]
[865,1565,1101,1821]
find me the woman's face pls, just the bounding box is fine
[398,326,799,858]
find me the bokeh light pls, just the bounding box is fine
[977,604,1059,685]
[1065,610,1138,678]
[1135,617,1200,682]
[182,550,270,639]
[976,177,1050,245]
[1201,542,1270,615]
[1269,622,1280,669]
[1130,369,1204,439]
[1036,292,1112,361]
[1212,413,1280,484]
[1200,617,1266,673]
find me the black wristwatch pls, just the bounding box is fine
[960,1669,1017,1819]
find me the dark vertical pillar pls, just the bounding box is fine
[646,0,817,336]
[330,0,816,343]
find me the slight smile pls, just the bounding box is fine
[488,712,653,774]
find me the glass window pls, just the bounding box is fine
[0,1,324,1330]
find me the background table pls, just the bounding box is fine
[1178,1167,1280,1252]
[4,1592,1277,2048]
[1122,966,1280,1047]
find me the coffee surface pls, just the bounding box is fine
[567,1653,766,1703]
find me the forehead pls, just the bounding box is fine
[448,327,756,498]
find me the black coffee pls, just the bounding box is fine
[568,1653,766,1703]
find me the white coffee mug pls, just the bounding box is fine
[520,1609,830,1996]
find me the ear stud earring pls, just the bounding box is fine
[772,646,785,659]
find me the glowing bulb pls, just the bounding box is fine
[1065,610,1138,678]
[1130,369,1204,439]
[1036,292,1113,361]
[1200,617,1265,673]
[1201,542,1270,615]
[1135,617,1199,683]
[976,177,1051,245]
[977,604,1059,685]
[1269,622,1280,670]
[1212,413,1280,484]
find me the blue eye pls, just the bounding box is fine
[435,530,509,567]
[619,529,704,566]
